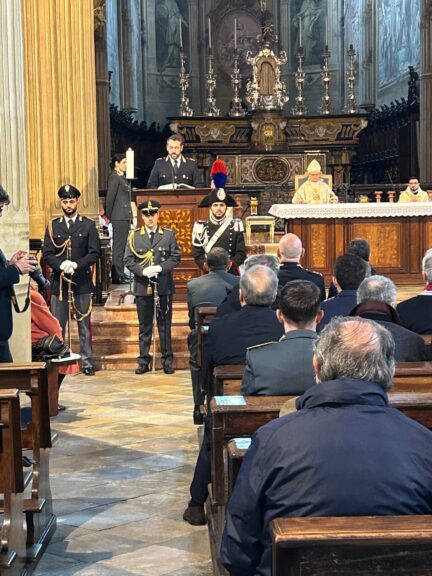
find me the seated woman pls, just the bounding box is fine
[292,159,338,204]
[31,287,79,411]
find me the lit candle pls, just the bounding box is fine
[208,18,212,50]
[234,18,237,50]
[299,16,302,47]
[179,16,183,49]
[126,148,134,180]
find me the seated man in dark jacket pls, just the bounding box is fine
[350,275,426,362]
[183,265,284,526]
[241,279,322,396]
[396,249,432,334]
[318,253,369,333]
[221,317,432,576]
[215,253,279,317]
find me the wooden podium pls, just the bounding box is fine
[134,188,211,298]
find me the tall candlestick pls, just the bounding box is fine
[299,16,302,47]
[208,18,212,50]
[179,16,183,49]
[126,148,134,180]
[234,18,237,50]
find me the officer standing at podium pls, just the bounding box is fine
[147,134,198,189]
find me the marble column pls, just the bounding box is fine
[420,0,432,182]
[23,0,99,239]
[120,0,139,113]
[94,0,111,189]
[0,0,31,361]
[359,0,376,110]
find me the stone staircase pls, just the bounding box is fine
[71,289,191,371]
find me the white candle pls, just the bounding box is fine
[325,17,328,47]
[179,16,183,49]
[234,18,237,50]
[299,16,302,47]
[126,147,134,180]
[208,18,212,50]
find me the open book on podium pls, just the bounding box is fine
[157,183,195,190]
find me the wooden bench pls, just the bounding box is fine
[212,364,245,398]
[211,392,432,506]
[211,362,432,399]
[0,363,56,560]
[0,389,27,574]
[196,306,216,368]
[271,515,432,574]
[393,361,432,391]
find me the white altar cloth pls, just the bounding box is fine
[269,202,432,220]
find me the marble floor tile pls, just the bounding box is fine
[36,369,211,575]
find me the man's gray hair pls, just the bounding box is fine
[240,265,278,306]
[278,233,303,260]
[357,275,397,305]
[314,317,395,391]
[244,254,279,274]
[422,249,432,283]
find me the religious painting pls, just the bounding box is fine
[156,0,188,72]
[213,11,261,77]
[293,0,328,66]
[378,0,420,87]
[344,0,360,57]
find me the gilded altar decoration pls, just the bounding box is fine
[195,124,236,144]
[300,121,342,141]
[245,23,288,110]
[159,209,192,254]
[255,157,288,183]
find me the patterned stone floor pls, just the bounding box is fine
[34,369,211,576]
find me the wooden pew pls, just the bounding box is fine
[212,364,245,397]
[211,393,432,506]
[393,362,432,391]
[0,363,56,560]
[271,515,432,575]
[196,306,216,368]
[0,389,26,574]
[211,362,432,399]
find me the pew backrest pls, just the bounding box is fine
[271,515,432,575]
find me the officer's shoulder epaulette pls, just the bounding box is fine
[307,268,323,277]
[188,157,196,162]
[52,216,62,222]
[247,340,276,351]
[232,218,244,232]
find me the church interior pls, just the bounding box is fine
[1,0,432,574]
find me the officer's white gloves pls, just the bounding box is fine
[143,265,162,278]
[60,260,78,275]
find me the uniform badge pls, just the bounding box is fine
[217,189,226,201]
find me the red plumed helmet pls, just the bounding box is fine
[210,159,228,189]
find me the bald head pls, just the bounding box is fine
[314,317,395,391]
[239,265,278,307]
[278,233,303,262]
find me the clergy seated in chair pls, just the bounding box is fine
[292,159,338,204]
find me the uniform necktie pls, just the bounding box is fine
[149,231,155,244]
[67,219,73,230]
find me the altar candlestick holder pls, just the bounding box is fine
[292,47,307,116]
[205,49,220,116]
[345,44,358,114]
[319,45,333,115]
[178,50,193,117]
[229,49,246,117]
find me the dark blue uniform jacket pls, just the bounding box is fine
[221,378,432,576]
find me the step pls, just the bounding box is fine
[90,321,191,339]
[71,334,189,355]
[94,351,190,371]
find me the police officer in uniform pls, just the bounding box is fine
[147,134,198,189]
[124,199,181,374]
[43,185,101,375]
[192,160,246,274]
